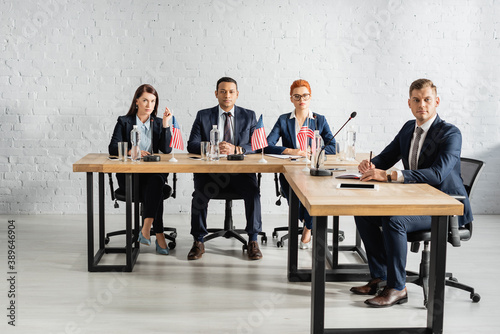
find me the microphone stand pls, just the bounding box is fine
[309,111,357,176]
[143,117,161,162]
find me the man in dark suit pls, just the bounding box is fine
[186,77,263,260]
[350,78,472,307]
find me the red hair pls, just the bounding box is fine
[290,79,311,96]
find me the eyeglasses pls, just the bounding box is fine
[291,94,311,101]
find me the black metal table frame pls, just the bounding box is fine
[287,188,370,283]
[86,172,141,272]
[287,189,449,334]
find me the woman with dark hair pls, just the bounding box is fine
[108,84,173,255]
[265,79,336,249]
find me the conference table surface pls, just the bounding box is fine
[73,152,363,174]
[283,165,464,217]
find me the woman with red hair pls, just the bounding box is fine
[265,79,336,249]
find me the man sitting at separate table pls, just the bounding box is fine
[186,77,263,261]
[351,78,472,307]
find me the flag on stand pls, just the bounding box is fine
[170,116,184,151]
[251,115,268,151]
[297,124,314,151]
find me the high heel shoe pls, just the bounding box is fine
[300,226,312,249]
[299,239,312,249]
[155,240,169,255]
[138,230,151,246]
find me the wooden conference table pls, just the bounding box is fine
[283,165,464,334]
[73,153,360,272]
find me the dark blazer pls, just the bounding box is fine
[108,115,172,156]
[187,105,257,154]
[372,115,472,226]
[264,112,336,155]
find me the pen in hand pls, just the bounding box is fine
[369,151,372,167]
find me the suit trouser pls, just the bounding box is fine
[354,215,432,290]
[118,173,167,234]
[190,173,262,241]
[279,173,313,230]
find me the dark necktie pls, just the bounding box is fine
[224,112,232,144]
[410,127,424,170]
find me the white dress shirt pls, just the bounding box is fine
[136,115,152,153]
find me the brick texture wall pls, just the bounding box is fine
[1,0,499,214]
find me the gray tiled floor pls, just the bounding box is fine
[0,214,498,333]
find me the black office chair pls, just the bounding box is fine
[406,157,484,307]
[271,173,344,247]
[106,173,177,250]
[203,173,268,251]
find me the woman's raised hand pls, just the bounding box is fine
[163,107,173,128]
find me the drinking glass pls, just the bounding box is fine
[200,141,210,161]
[118,142,128,162]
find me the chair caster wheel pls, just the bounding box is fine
[471,293,480,303]
[448,277,458,283]
[272,231,278,238]
[168,242,176,250]
[277,241,283,248]
[261,236,267,244]
[105,237,110,245]
[242,244,248,252]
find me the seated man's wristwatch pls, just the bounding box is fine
[386,171,397,182]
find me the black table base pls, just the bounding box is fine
[86,172,141,272]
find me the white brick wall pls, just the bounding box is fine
[1,0,499,215]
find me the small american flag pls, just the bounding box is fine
[170,116,184,151]
[297,124,314,151]
[251,115,268,151]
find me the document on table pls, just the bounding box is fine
[335,173,362,179]
[265,154,304,160]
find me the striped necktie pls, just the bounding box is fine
[223,112,232,144]
[410,127,424,170]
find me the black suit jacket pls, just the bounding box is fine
[108,115,172,189]
[108,115,172,156]
[187,105,257,154]
[372,115,472,226]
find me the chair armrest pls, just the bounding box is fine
[172,173,177,199]
[450,194,466,202]
[448,215,461,247]
[448,194,465,246]
[274,173,281,197]
[107,173,116,201]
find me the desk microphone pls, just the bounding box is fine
[310,111,357,176]
[143,117,161,162]
[226,112,244,161]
